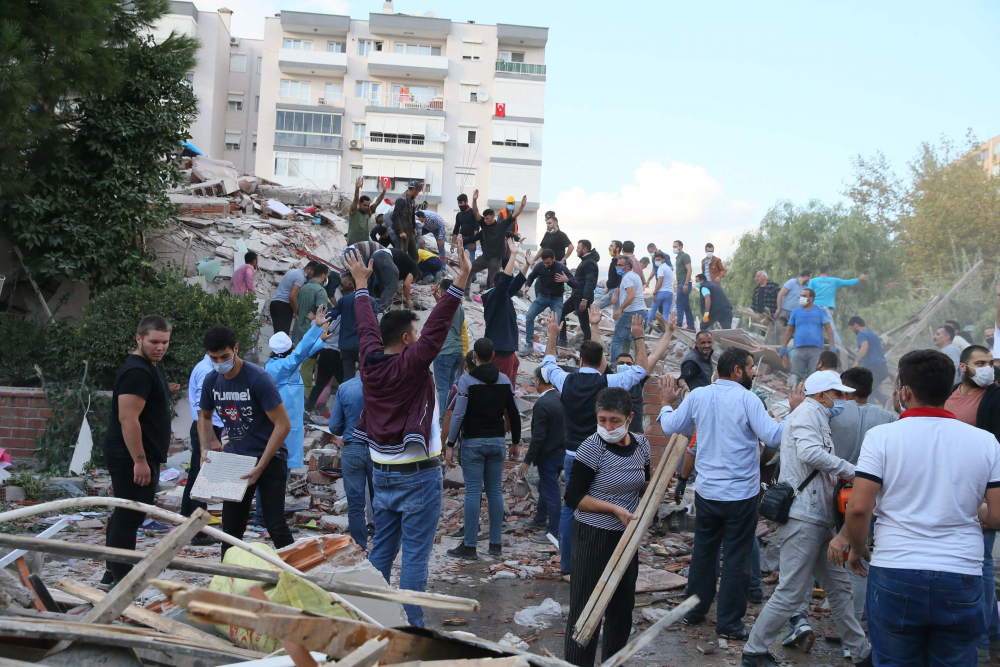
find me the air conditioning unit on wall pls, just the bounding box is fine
[349,139,364,150]
[230,36,240,46]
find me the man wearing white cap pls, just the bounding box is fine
[740,370,872,667]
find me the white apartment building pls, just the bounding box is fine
[154,2,263,173]
[254,2,548,244]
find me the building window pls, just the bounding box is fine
[327,41,345,53]
[229,54,247,72]
[225,131,241,150]
[455,168,475,189]
[228,99,243,111]
[467,130,477,144]
[322,83,342,105]
[353,123,366,140]
[274,110,343,149]
[351,165,363,182]
[390,84,438,106]
[394,43,442,56]
[492,123,530,148]
[369,131,425,147]
[257,57,263,74]
[461,42,482,61]
[283,38,312,50]
[274,151,341,183]
[280,79,311,103]
[460,84,479,103]
[358,40,383,56]
[499,51,525,63]
[355,81,381,103]
[252,134,257,152]
[255,96,260,112]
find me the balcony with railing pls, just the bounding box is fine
[366,132,444,154]
[495,60,546,76]
[367,50,448,80]
[276,89,345,109]
[365,92,445,112]
[278,48,348,75]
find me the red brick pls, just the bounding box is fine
[0,428,10,438]
[7,448,35,460]
[642,404,660,415]
[9,428,36,439]
[306,471,332,484]
[38,408,54,419]
[13,407,38,418]
[645,424,663,436]
[25,418,47,430]
[645,435,671,447]
[1,438,27,450]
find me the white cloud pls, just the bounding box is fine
[194,0,353,39]
[541,160,758,267]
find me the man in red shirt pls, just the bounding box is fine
[944,344,1000,662]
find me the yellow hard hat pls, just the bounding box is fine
[506,196,515,203]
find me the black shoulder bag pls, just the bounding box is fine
[758,469,820,524]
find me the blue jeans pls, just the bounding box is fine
[648,291,673,324]
[418,256,445,278]
[867,565,985,666]
[368,464,443,627]
[981,530,1000,649]
[341,444,373,551]
[461,437,506,547]
[524,295,563,347]
[433,353,463,425]
[465,243,478,282]
[534,454,563,538]
[676,283,695,329]
[611,311,646,363]
[560,451,576,574]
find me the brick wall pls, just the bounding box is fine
[0,387,51,461]
[643,384,669,468]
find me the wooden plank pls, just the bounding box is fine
[53,578,231,649]
[567,435,678,637]
[330,637,389,667]
[598,595,699,667]
[0,618,257,662]
[0,532,478,611]
[572,435,688,644]
[83,509,211,626]
[890,261,982,355]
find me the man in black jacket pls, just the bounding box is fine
[597,240,623,309]
[445,338,522,560]
[560,241,600,345]
[944,344,1000,660]
[521,249,577,355]
[518,366,565,543]
[391,180,421,262]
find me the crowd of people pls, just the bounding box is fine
[98,188,1000,667]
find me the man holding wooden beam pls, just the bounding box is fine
[658,348,803,640]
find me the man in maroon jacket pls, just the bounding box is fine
[343,239,472,627]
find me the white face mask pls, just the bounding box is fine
[672,247,681,255]
[798,296,809,306]
[705,251,714,259]
[972,366,996,387]
[597,423,629,443]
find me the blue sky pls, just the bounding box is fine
[217,0,998,259]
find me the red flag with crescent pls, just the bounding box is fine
[495,102,506,117]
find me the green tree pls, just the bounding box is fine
[0,0,197,287]
[726,200,902,333]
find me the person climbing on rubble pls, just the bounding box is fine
[432,278,469,427]
[103,315,180,584]
[563,387,652,667]
[740,370,872,666]
[559,240,600,346]
[679,330,715,392]
[344,240,400,313]
[295,263,331,400]
[468,200,521,294]
[264,310,335,475]
[347,177,386,246]
[230,251,257,296]
[779,287,835,386]
[542,308,676,580]
[415,209,447,254]
[482,238,530,384]
[694,272,733,332]
[198,324,294,557]
[391,179,423,262]
[452,190,482,285]
[646,250,674,334]
[657,348,804,641]
[520,248,577,356]
[270,260,317,335]
[445,337,522,560]
[342,236,472,627]
[329,375,373,551]
[807,265,868,347]
[609,254,647,362]
[326,272,377,381]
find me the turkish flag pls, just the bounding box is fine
[380,176,391,189]
[495,102,505,117]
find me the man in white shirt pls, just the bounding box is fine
[740,371,872,667]
[658,348,803,640]
[610,255,648,363]
[847,349,1000,665]
[182,355,225,546]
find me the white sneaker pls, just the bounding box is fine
[780,620,814,653]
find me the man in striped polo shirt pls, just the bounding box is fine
[342,239,472,628]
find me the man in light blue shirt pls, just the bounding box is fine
[330,376,373,550]
[658,347,802,640]
[776,271,813,321]
[807,265,868,346]
[182,355,225,545]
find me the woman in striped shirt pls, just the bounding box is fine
[563,387,651,667]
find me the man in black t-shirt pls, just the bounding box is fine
[199,325,294,555]
[102,315,179,583]
[452,191,482,284]
[538,216,572,262]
